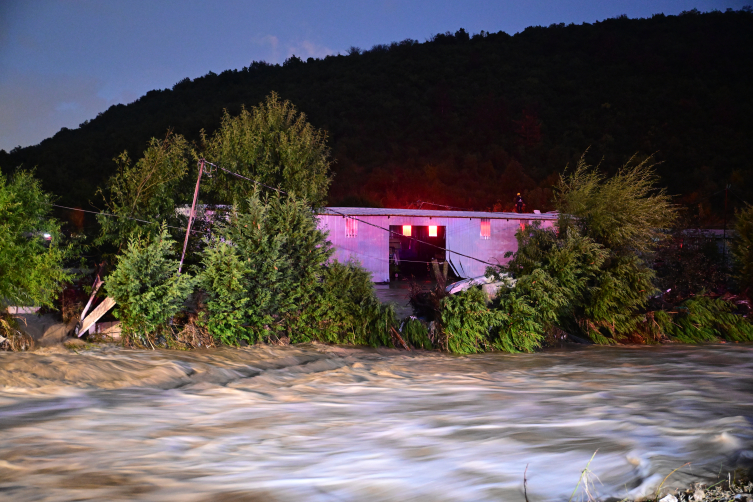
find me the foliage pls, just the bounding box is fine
[653,296,753,343]
[555,153,676,254]
[732,204,753,293]
[198,190,332,344]
[198,192,395,346]
[96,132,190,251]
[106,225,195,346]
[552,154,677,342]
[0,314,34,351]
[401,317,433,350]
[0,170,70,310]
[312,260,395,347]
[203,93,332,208]
[439,287,504,354]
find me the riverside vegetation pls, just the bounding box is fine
[1,93,753,352]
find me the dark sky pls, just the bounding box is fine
[0,0,746,152]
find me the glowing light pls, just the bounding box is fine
[480,219,491,239]
[402,225,412,236]
[429,225,438,237]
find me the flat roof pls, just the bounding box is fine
[319,207,558,220]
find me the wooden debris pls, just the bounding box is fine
[77,297,116,337]
[390,326,411,351]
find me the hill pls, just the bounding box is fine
[1,8,752,221]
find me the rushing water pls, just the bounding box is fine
[1,344,752,501]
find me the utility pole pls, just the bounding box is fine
[178,159,205,274]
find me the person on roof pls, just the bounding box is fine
[514,193,525,213]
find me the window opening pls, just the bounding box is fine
[429,225,438,237]
[345,217,357,238]
[480,218,491,239]
[402,225,412,236]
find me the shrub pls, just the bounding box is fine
[311,260,395,346]
[440,287,504,354]
[400,317,432,350]
[0,170,70,311]
[107,225,195,346]
[198,190,332,344]
[732,204,753,293]
[654,295,753,343]
[552,154,677,342]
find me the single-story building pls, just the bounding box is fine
[317,207,558,282]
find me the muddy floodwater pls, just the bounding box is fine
[1,344,752,501]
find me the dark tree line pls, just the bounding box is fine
[1,8,752,225]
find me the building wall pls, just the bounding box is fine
[317,213,555,282]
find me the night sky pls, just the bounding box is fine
[0,0,746,152]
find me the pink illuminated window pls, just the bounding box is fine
[480,218,491,240]
[402,225,412,236]
[429,225,438,237]
[345,217,357,238]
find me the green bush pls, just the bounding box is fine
[732,204,753,293]
[440,287,505,354]
[552,154,676,342]
[311,260,395,346]
[401,317,432,350]
[107,225,195,346]
[0,170,70,311]
[199,190,331,344]
[655,296,753,343]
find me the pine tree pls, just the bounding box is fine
[107,225,195,346]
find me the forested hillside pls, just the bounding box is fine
[2,8,752,221]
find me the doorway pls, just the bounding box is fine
[389,225,446,280]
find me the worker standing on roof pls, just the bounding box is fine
[514,193,525,213]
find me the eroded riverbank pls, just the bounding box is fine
[1,344,752,501]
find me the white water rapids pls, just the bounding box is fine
[1,344,752,501]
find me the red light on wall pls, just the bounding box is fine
[402,225,412,236]
[429,225,438,237]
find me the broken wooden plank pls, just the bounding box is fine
[390,326,411,351]
[78,274,104,324]
[77,297,116,337]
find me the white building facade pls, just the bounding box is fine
[317,207,558,282]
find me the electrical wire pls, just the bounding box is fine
[51,204,209,234]
[204,159,502,267]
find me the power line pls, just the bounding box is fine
[414,200,470,211]
[205,159,499,267]
[51,204,208,234]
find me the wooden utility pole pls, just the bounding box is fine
[178,159,205,275]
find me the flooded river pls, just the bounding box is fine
[1,344,752,501]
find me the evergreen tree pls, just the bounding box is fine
[107,225,195,346]
[203,93,332,208]
[198,189,332,344]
